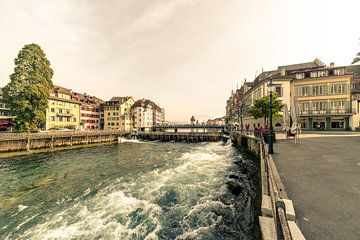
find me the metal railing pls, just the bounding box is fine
[299,109,352,115]
[259,134,293,240]
[0,130,124,139]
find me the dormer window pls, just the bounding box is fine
[334,68,345,76]
[310,70,328,78]
[295,73,305,79]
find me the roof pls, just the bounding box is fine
[109,96,132,103]
[52,85,72,95]
[132,98,163,111]
[277,59,324,71]
[346,65,360,77]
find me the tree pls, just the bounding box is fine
[3,44,53,132]
[249,94,283,126]
[352,52,360,65]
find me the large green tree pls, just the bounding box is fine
[3,43,53,132]
[249,94,283,127]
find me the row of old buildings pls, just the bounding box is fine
[226,59,360,131]
[0,85,165,132]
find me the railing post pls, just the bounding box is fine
[26,131,31,152]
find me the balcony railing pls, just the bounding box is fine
[56,112,74,117]
[299,109,352,115]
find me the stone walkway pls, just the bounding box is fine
[272,134,360,240]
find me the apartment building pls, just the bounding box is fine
[46,86,81,130]
[228,59,360,131]
[0,88,13,131]
[131,99,165,132]
[131,99,154,132]
[72,92,103,130]
[290,65,359,130]
[103,97,134,131]
[152,104,165,126]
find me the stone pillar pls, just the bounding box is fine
[308,117,313,130]
[326,117,331,131]
[344,116,350,130]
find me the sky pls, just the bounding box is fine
[0,0,359,122]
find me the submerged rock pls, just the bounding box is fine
[220,193,234,205]
[226,179,243,196]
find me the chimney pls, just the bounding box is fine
[280,67,286,76]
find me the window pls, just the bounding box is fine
[59,109,63,113]
[334,68,345,76]
[295,73,304,79]
[51,108,55,113]
[73,117,76,122]
[59,116,63,122]
[275,85,282,97]
[51,116,55,121]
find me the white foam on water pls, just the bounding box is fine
[17,205,28,212]
[17,142,233,240]
[20,190,163,240]
[118,138,145,143]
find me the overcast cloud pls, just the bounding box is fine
[0,0,359,121]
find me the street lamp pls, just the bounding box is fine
[268,78,274,154]
[239,101,244,134]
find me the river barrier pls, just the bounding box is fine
[0,130,124,153]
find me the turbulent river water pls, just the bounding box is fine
[0,141,257,240]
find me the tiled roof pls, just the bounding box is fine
[346,65,360,77]
[109,97,132,103]
[52,85,72,95]
[277,60,324,71]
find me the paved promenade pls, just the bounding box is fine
[272,132,360,240]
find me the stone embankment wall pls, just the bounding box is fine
[231,132,305,240]
[0,131,123,153]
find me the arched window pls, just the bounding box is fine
[275,123,282,127]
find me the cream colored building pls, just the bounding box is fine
[131,99,154,132]
[103,97,134,131]
[291,65,360,130]
[46,86,81,130]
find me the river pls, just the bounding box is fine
[0,141,257,240]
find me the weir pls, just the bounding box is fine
[137,132,223,142]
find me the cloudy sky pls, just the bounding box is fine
[0,0,359,121]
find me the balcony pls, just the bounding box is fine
[299,109,352,116]
[56,112,74,117]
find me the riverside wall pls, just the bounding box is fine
[231,132,305,240]
[0,130,124,154]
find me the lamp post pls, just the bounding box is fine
[268,78,274,154]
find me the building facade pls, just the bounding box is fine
[0,88,13,131]
[46,86,81,130]
[131,99,154,132]
[227,59,360,131]
[291,65,355,130]
[103,97,134,131]
[131,99,165,132]
[72,92,103,130]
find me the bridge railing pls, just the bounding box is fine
[259,133,293,240]
[0,130,124,139]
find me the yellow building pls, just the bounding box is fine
[290,66,356,130]
[45,86,81,130]
[103,96,134,131]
